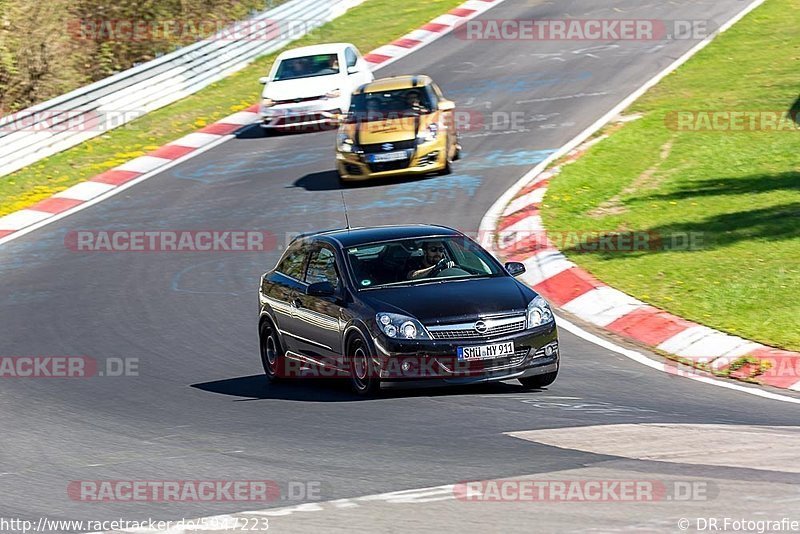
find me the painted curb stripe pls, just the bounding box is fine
[148,144,196,160]
[606,306,695,346]
[90,169,142,186]
[29,197,84,214]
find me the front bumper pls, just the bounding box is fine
[336,139,448,181]
[261,99,345,128]
[370,323,559,388]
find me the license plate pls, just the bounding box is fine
[367,151,408,163]
[457,341,515,361]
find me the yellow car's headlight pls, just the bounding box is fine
[337,133,356,153]
[416,123,440,144]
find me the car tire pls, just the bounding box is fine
[348,331,380,396]
[259,319,285,383]
[518,369,558,390]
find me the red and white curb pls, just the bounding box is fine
[0,0,505,247]
[492,143,800,392]
[363,0,500,70]
[480,0,799,392]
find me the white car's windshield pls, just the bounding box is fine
[274,54,340,81]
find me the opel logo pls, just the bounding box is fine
[474,320,488,334]
[381,143,394,151]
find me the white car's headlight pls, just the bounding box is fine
[416,123,439,144]
[262,98,275,108]
[376,313,429,340]
[325,89,342,99]
[337,132,356,153]
[527,296,554,328]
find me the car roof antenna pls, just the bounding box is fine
[340,191,351,230]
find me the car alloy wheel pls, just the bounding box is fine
[260,320,284,382]
[348,332,379,396]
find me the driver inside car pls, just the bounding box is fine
[406,240,455,280]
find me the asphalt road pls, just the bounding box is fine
[1,0,797,531]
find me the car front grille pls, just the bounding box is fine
[367,160,411,173]
[343,163,363,175]
[436,348,529,373]
[428,316,527,340]
[483,348,529,371]
[361,139,416,153]
[274,95,323,104]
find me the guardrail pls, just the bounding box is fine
[0,0,363,178]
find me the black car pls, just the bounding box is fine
[258,225,559,395]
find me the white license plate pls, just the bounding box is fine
[367,151,408,163]
[457,341,515,361]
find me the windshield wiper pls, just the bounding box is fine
[361,274,492,290]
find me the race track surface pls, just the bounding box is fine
[1,0,797,530]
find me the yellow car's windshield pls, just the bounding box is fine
[348,88,433,122]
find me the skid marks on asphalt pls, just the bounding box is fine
[479,393,660,417]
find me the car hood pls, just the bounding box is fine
[262,75,344,100]
[341,112,440,144]
[360,276,533,325]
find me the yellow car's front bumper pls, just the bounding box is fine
[336,140,448,181]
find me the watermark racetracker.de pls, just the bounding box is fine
[454,19,716,41]
[68,479,322,502]
[0,356,138,378]
[66,18,327,43]
[454,479,716,502]
[65,230,277,252]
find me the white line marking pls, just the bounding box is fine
[556,315,800,405]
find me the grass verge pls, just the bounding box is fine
[0,0,465,216]
[541,0,800,351]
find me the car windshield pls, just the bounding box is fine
[273,54,340,81]
[346,236,505,289]
[347,88,433,122]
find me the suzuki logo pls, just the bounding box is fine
[381,143,394,151]
[474,320,488,334]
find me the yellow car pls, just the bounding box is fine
[335,75,460,182]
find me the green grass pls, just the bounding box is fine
[541,0,800,351]
[0,0,465,216]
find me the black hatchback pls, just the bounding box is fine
[258,225,559,395]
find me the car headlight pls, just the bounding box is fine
[416,123,439,144]
[376,313,430,340]
[261,98,275,108]
[337,132,356,153]
[325,89,341,99]
[526,296,554,328]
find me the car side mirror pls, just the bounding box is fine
[505,262,526,277]
[347,66,359,75]
[258,76,269,84]
[307,281,336,297]
[438,100,455,112]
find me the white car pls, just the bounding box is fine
[259,43,374,129]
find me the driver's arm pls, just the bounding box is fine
[408,264,437,280]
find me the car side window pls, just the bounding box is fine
[425,85,439,109]
[306,247,340,289]
[345,47,358,68]
[276,243,308,281]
